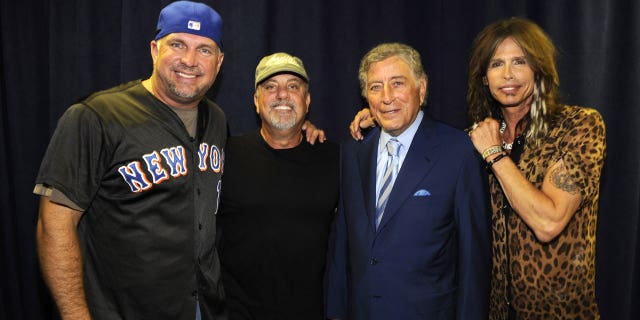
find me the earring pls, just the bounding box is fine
[482,77,488,85]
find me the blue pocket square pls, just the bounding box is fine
[413,189,431,197]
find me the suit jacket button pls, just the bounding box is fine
[370,258,378,265]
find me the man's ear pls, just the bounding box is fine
[216,52,225,72]
[419,77,427,105]
[150,40,159,64]
[253,93,259,114]
[305,92,311,115]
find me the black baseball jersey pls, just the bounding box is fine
[35,80,227,319]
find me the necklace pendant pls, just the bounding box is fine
[499,120,513,150]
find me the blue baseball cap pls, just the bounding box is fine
[155,1,223,50]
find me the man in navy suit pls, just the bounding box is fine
[325,43,491,320]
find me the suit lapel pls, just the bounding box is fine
[356,128,381,233]
[377,116,441,230]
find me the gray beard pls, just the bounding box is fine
[268,110,297,130]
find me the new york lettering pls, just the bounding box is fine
[118,143,223,192]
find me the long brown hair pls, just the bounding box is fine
[467,17,560,148]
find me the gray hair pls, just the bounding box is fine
[358,43,427,101]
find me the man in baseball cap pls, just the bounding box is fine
[217,52,339,319]
[35,1,227,319]
[146,0,225,111]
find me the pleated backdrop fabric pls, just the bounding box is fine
[1,1,638,319]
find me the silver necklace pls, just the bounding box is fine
[499,120,513,150]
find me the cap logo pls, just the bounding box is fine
[187,20,201,31]
[266,55,297,67]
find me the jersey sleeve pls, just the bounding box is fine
[35,103,108,211]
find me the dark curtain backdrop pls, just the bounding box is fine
[1,0,638,319]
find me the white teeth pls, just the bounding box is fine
[274,106,291,110]
[177,72,196,79]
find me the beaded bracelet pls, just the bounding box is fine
[486,152,507,170]
[481,145,503,160]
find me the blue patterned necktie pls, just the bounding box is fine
[376,138,401,229]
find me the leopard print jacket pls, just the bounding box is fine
[488,105,606,320]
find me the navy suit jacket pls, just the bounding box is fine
[325,115,491,320]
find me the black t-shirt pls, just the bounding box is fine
[217,131,339,320]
